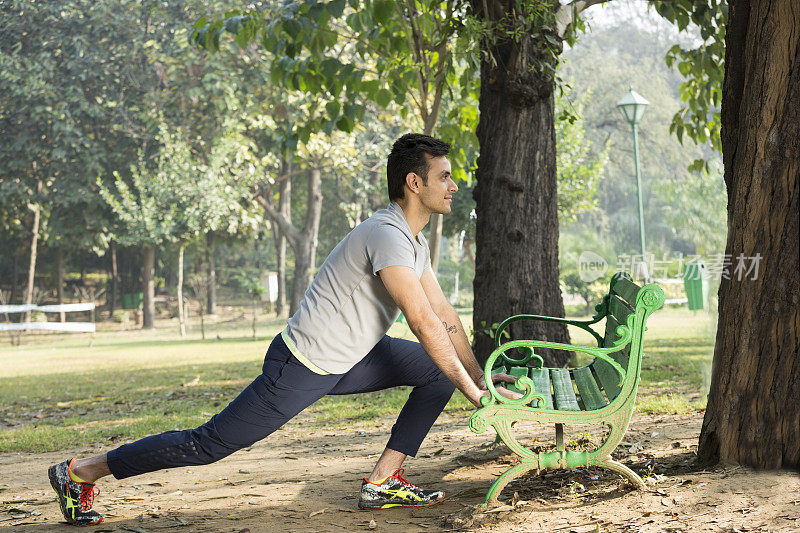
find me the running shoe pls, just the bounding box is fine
[48,459,103,526]
[358,469,445,509]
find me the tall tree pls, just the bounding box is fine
[195,0,481,272]
[468,0,600,364]
[696,0,799,469]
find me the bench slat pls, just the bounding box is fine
[612,276,641,307]
[603,313,632,369]
[551,369,580,411]
[573,366,607,410]
[608,295,633,322]
[530,368,553,409]
[592,359,622,401]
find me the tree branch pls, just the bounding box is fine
[555,0,607,38]
[254,185,301,245]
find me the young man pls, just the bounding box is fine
[49,133,517,526]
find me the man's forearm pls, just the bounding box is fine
[438,305,484,381]
[410,319,484,406]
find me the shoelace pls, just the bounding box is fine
[78,483,100,512]
[390,469,419,490]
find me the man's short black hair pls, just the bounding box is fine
[386,133,451,201]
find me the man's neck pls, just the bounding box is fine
[394,199,430,237]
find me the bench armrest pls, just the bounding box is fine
[494,295,609,356]
[481,329,632,408]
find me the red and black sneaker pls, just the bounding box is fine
[48,459,103,526]
[358,469,445,510]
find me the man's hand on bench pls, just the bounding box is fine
[477,372,516,390]
[477,372,523,402]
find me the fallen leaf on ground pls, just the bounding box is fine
[309,508,327,517]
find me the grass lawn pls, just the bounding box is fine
[0,307,715,453]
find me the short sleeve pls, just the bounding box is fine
[365,224,416,275]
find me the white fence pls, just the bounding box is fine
[0,303,96,332]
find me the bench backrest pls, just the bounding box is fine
[590,274,642,401]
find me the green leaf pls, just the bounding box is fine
[372,0,394,25]
[325,101,340,120]
[319,57,340,81]
[360,79,380,98]
[284,18,301,39]
[335,115,354,132]
[327,0,346,17]
[374,88,392,108]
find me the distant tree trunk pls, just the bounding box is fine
[205,232,216,315]
[23,180,42,324]
[257,167,323,317]
[56,245,65,322]
[11,252,18,303]
[289,168,322,315]
[698,0,800,469]
[109,240,118,316]
[470,0,570,366]
[142,245,155,329]
[274,164,291,317]
[177,243,186,337]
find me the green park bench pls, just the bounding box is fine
[469,272,665,504]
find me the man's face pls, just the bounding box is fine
[418,155,457,215]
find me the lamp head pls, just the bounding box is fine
[616,86,650,126]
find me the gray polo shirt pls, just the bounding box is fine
[284,202,431,374]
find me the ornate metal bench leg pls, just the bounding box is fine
[484,461,538,506]
[602,458,646,488]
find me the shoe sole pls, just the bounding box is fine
[358,493,445,510]
[48,464,103,527]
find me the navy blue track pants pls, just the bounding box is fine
[107,334,455,479]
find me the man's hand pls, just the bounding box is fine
[477,386,524,404]
[475,373,524,402]
[477,372,517,391]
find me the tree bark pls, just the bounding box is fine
[23,180,42,324]
[274,164,291,317]
[698,0,800,469]
[142,245,156,329]
[470,0,570,366]
[205,232,216,315]
[56,245,65,322]
[177,243,186,337]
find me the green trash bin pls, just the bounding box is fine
[121,292,144,309]
[683,262,709,311]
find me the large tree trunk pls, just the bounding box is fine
[205,232,216,315]
[56,245,65,322]
[177,243,186,337]
[274,165,291,317]
[698,0,800,469]
[470,0,570,366]
[23,181,41,324]
[142,245,156,329]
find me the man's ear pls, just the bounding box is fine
[405,172,420,195]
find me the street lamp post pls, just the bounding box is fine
[617,86,650,275]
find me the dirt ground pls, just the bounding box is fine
[2,409,799,532]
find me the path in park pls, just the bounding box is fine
[1,410,798,532]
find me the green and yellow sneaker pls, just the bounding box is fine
[358,469,445,510]
[48,459,103,526]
